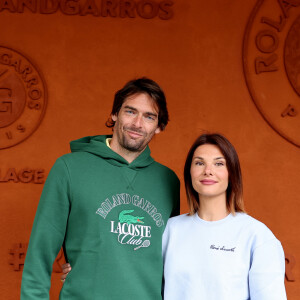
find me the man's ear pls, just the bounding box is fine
[112,114,117,121]
[155,127,161,134]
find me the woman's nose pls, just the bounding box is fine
[203,165,213,175]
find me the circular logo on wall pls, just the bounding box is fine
[0,46,47,149]
[243,0,300,147]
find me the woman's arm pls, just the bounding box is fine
[249,238,287,300]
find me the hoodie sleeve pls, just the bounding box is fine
[21,157,71,300]
[249,238,287,300]
[170,175,180,217]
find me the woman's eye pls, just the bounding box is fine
[215,162,225,166]
[195,161,204,166]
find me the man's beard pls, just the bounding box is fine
[119,126,149,152]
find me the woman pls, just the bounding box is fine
[61,133,287,299]
[162,133,286,299]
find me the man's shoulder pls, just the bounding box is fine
[151,160,179,180]
[57,151,98,164]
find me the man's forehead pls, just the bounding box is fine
[121,93,159,113]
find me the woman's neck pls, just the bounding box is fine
[197,194,229,221]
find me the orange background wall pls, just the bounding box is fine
[0,0,299,298]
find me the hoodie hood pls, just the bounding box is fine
[70,135,154,169]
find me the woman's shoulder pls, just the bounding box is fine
[234,213,280,247]
[166,213,194,227]
[235,213,273,230]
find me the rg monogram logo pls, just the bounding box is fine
[243,0,300,147]
[0,46,47,149]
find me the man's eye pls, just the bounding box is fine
[126,110,134,114]
[146,116,155,120]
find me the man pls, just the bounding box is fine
[21,78,180,299]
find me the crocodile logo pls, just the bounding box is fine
[110,209,151,249]
[119,210,144,224]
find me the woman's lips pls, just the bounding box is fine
[200,179,217,185]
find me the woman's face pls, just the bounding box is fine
[190,144,229,200]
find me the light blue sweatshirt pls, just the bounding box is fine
[163,213,287,300]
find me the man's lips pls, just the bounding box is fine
[200,179,218,185]
[126,130,144,139]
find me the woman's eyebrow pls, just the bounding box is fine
[193,156,225,160]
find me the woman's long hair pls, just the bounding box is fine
[184,133,245,215]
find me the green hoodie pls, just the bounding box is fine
[21,135,180,300]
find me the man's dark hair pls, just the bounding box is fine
[106,77,169,130]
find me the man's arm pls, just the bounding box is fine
[171,176,180,217]
[60,263,72,283]
[21,158,71,299]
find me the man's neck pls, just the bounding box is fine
[109,137,145,164]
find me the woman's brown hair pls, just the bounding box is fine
[184,133,245,215]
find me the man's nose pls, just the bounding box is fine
[133,115,143,127]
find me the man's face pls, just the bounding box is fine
[112,93,161,152]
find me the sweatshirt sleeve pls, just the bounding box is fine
[21,157,71,299]
[249,238,287,300]
[161,218,172,299]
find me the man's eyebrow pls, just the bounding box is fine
[124,105,137,111]
[124,105,158,117]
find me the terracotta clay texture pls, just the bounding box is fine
[0,0,299,298]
